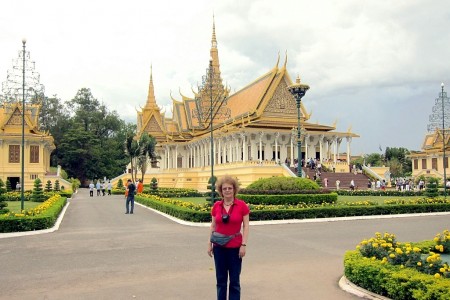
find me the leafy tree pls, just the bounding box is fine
[31,178,46,202]
[54,88,131,184]
[385,147,412,176]
[124,130,143,183]
[137,133,158,183]
[45,180,53,192]
[68,178,80,192]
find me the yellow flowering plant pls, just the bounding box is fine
[434,229,450,254]
[357,231,450,278]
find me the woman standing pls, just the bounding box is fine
[207,175,250,300]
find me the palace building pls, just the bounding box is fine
[409,85,450,180]
[129,20,359,190]
[0,101,64,191]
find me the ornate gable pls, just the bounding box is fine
[6,108,23,125]
[145,115,163,133]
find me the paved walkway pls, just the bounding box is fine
[0,189,449,299]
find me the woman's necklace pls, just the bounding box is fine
[224,201,234,206]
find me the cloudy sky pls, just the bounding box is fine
[1,0,449,155]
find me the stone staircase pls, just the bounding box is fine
[292,167,371,190]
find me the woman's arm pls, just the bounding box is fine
[207,217,216,257]
[239,214,250,258]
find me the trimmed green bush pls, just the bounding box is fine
[237,193,337,205]
[246,177,320,190]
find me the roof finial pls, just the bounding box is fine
[284,50,288,68]
[212,14,217,48]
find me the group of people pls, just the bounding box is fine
[88,180,112,197]
[368,179,387,190]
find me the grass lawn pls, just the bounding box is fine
[174,195,426,206]
[6,201,40,213]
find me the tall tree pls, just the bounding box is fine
[55,88,131,184]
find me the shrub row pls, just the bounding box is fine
[344,250,450,299]
[0,197,67,233]
[135,196,210,222]
[337,190,425,196]
[239,189,333,195]
[237,193,338,205]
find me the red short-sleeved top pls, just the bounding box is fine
[211,198,250,248]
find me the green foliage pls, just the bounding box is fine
[5,179,12,192]
[31,178,46,202]
[151,177,158,191]
[425,177,440,198]
[69,178,80,192]
[45,180,53,192]
[54,88,131,184]
[116,179,124,189]
[385,147,412,177]
[54,180,61,191]
[344,250,450,300]
[246,176,320,191]
[237,193,337,205]
[206,176,220,204]
[0,179,7,213]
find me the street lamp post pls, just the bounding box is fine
[442,83,447,198]
[288,75,309,177]
[21,38,26,211]
[209,58,216,202]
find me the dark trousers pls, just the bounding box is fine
[126,196,134,213]
[89,190,93,197]
[213,246,242,300]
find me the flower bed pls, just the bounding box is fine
[344,231,450,299]
[0,195,67,233]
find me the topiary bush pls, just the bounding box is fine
[45,180,53,192]
[246,176,320,191]
[31,178,46,202]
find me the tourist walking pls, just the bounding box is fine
[96,181,101,196]
[107,181,112,195]
[125,179,136,214]
[208,175,250,300]
[89,182,94,197]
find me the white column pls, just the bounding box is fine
[167,145,171,169]
[274,132,279,163]
[241,133,247,162]
[175,145,178,169]
[259,132,264,163]
[290,132,295,167]
[333,137,337,163]
[346,137,352,163]
[304,134,309,161]
[228,136,233,163]
[319,135,324,162]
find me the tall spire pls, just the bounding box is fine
[210,15,220,76]
[145,65,158,110]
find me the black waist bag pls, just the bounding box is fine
[210,231,241,246]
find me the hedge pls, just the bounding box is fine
[344,250,450,299]
[0,197,67,233]
[135,196,210,222]
[237,193,337,205]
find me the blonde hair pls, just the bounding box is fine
[216,175,240,198]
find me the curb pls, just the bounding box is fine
[339,275,391,300]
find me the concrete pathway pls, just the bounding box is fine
[0,189,449,299]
